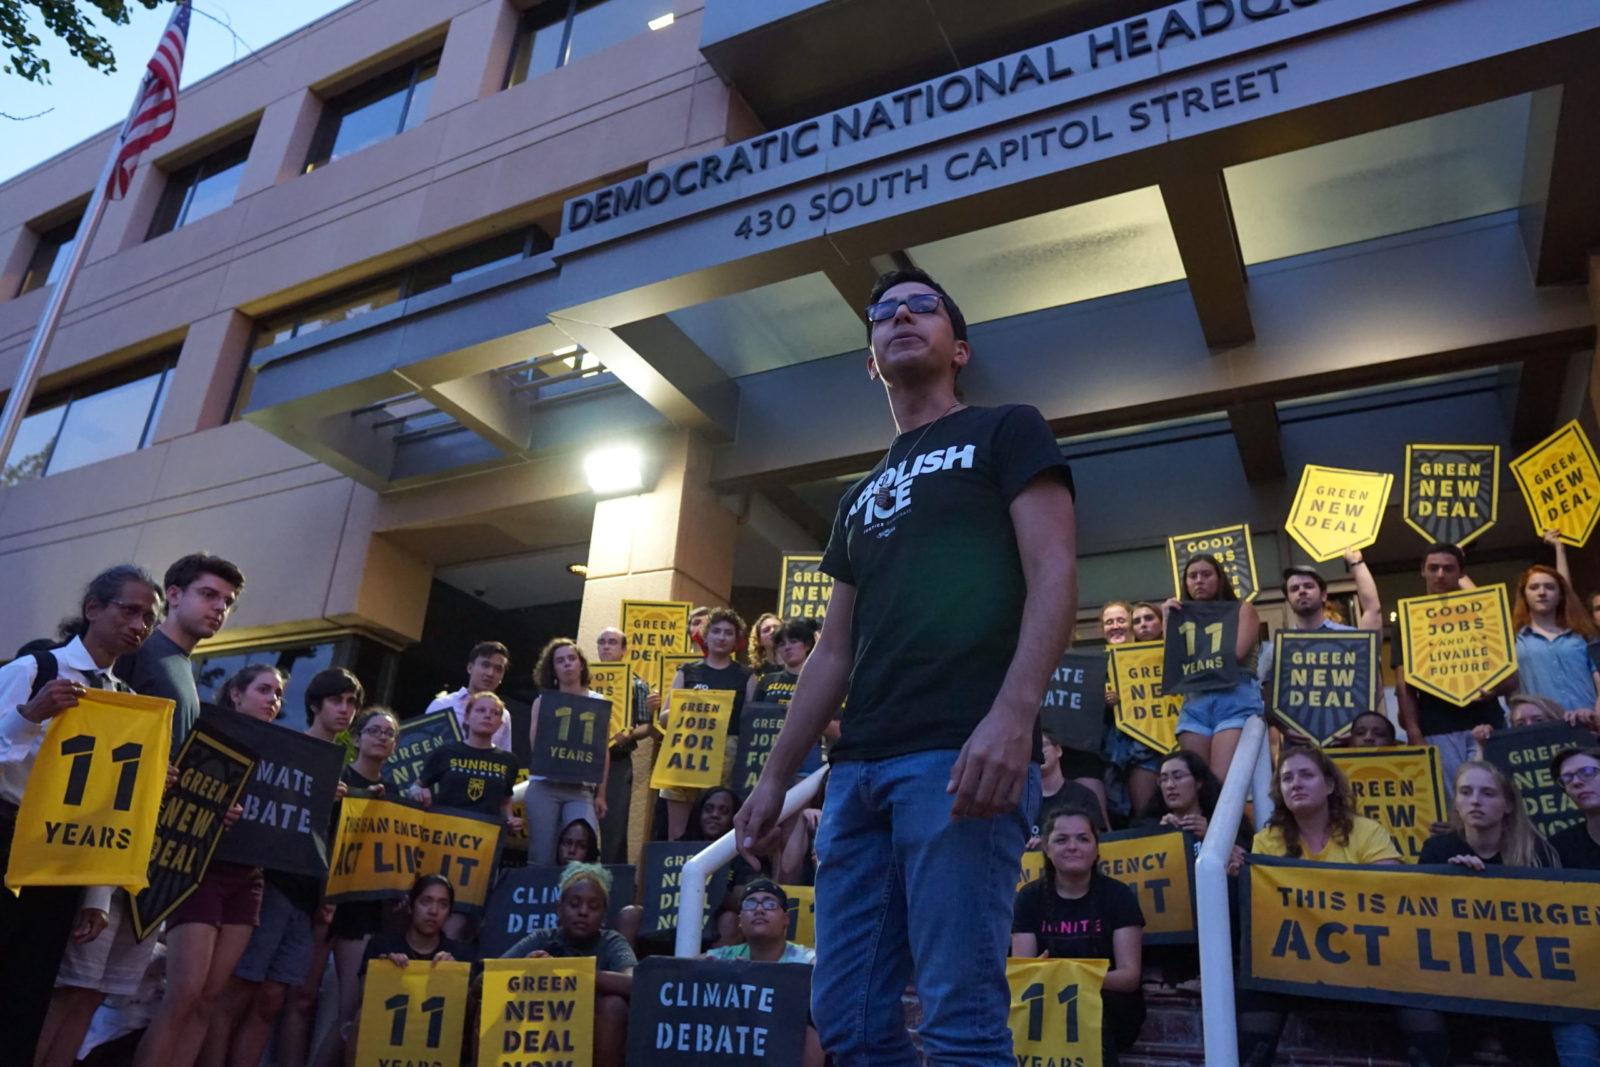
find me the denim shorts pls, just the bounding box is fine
[1175,677,1263,737]
[233,882,314,986]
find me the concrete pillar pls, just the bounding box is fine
[235,89,323,200]
[575,430,737,869]
[0,224,33,297]
[426,0,520,120]
[90,164,164,260]
[1573,253,1600,598]
[149,309,254,443]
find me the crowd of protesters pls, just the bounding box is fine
[0,519,1596,1066]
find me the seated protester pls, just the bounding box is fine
[1140,750,1224,842]
[1232,748,1427,1066]
[409,692,522,938]
[315,706,402,1067]
[557,817,601,865]
[1164,555,1263,783]
[705,880,826,1067]
[504,863,633,1067]
[1012,806,1145,1065]
[1549,746,1600,1066]
[1030,728,1108,844]
[1472,693,1595,757]
[684,786,762,945]
[1342,710,1398,748]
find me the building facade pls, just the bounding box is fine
[0,0,1596,722]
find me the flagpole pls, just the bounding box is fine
[0,3,187,471]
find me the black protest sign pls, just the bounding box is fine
[528,690,609,785]
[628,956,813,1067]
[640,841,732,935]
[1271,630,1380,744]
[479,863,636,958]
[1167,523,1259,601]
[1403,444,1499,547]
[130,719,256,940]
[1163,600,1241,695]
[208,712,346,877]
[778,554,831,623]
[734,701,787,798]
[1482,721,1594,840]
[1039,649,1106,754]
[385,708,462,791]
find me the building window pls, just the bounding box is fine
[252,227,550,351]
[505,0,673,87]
[16,216,83,297]
[147,137,254,238]
[0,354,177,485]
[305,54,439,171]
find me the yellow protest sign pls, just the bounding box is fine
[478,957,595,1067]
[353,960,471,1067]
[783,883,815,947]
[656,652,702,696]
[1167,523,1259,601]
[589,663,632,742]
[1098,828,1196,943]
[1510,420,1600,546]
[1398,584,1518,707]
[1107,641,1180,754]
[1017,850,1046,892]
[6,690,173,892]
[621,599,692,693]
[1006,957,1107,1067]
[650,690,734,790]
[778,554,832,622]
[1286,465,1394,562]
[1244,859,1600,1026]
[326,797,503,911]
[1326,746,1445,863]
[1403,444,1499,547]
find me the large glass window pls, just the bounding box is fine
[0,354,176,485]
[506,0,673,87]
[147,136,254,238]
[16,216,82,297]
[305,54,439,172]
[193,639,339,729]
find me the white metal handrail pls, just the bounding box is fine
[675,764,831,957]
[1195,714,1276,1067]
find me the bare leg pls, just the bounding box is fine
[1125,767,1158,819]
[1178,731,1210,766]
[804,1025,826,1067]
[278,917,331,1067]
[309,937,370,1067]
[1209,728,1244,784]
[173,925,255,1067]
[229,980,288,1067]
[594,993,629,1067]
[35,985,106,1067]
[614,906,643,952]
[135,922,217,1067]
[776,815,811,885]
[202,977,253,1067]
[666,799,692,841]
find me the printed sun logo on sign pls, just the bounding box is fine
[1397,584,1518,707]
[1402,444,1500,547]
[1509,421,1599,547]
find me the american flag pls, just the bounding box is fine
[109,2,192,200]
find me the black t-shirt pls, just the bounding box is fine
[1418,832,1499,865]
[1551,823,1600,871]
[822,404,1071,762]
[755,670,799,705]
[418,740,516,816]
[1412,688,1502,737]
[341,764,390,798]
[680,660,752,735]
[502,926,637,972]
[1013,872,1144,961]
[115,629,200,753]
[361,931,477,974]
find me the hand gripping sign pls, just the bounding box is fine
[1397,584,1517,707]
[1006,957,1108,1067]
[1167,523,1259,601]
[1107,640,1180,754]
[354,959,471,1067]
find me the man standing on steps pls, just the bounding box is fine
[736,269,1078,1067]
[426,640,513,753]
[1281,549,1383,633]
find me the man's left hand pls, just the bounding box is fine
[947,699,1033,820]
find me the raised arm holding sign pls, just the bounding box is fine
[1509,421,1599,547]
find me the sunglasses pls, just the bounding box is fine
[864,292,945,323]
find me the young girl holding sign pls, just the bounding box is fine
[1012,806,1146,1065]
[524,638,609,866]
[1511,563,1600,720]
[1164,555,1262,783]
[131,664,282,1067]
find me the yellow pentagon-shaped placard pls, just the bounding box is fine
[1402,443,1499,547]
[1397,584,1518,707]
[1286,465,1394,563]
[1509,420,1600,547]
[1107,640,1180,754]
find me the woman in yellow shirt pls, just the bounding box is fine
[1235,748,1449,1066]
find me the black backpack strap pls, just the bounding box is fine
[27,650,58,702]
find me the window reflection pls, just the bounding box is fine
[0,356,175,485]
[505,0,672,87]
[308,55,439,171]
[194,640,340,729]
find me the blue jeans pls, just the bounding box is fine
[812,748,1039,1067]
[1554,1022,1600,1066]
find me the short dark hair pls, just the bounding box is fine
[408,873,454,909]
[1549,745,1600,782]
[867,269,968,343]
[1281,565,1327,595]
[1422,543,1465,567]
[164,553,245,596]
[777,618,819,650]
[304,667,363,725]
[468,640,509,664]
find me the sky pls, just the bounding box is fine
[2,0,350,185]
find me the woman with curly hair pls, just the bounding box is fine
[524,638,609,866]
[747,612,783,675]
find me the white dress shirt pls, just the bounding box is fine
[0,636,122,913]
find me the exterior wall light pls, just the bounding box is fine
[584,443,646,495]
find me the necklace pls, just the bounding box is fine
[873,402,963,509]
